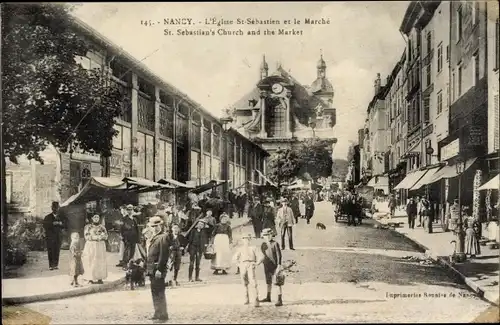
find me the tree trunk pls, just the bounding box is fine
[1,140,8,277]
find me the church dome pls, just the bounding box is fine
[310,77,334,94]
[317,56,326,69]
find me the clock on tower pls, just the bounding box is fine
[271,83,284,94]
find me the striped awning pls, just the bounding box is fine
[393,170,427,190]
[409,167,442,191]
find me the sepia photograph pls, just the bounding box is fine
[1,1,499,324]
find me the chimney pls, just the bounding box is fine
[374,73,381,95]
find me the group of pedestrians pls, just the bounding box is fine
[43,201,110,286]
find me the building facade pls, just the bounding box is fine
[5,17,268,218]
[367,73,390,176]
[231,55,337,154]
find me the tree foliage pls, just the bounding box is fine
[267,138,333,184]
[1,3,124,163]
[267,148,301,185]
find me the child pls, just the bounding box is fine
[69,232,84,287]
[259,228,283,306]
[185,220,208,282]
[168,224,183,286]
[125,258,146,290]
[232,233,263,307]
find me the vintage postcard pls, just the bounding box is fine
[1,1,499,324]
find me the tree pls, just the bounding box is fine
[296,138,333,180]
[267,148,301,185]
[266,138,333,185]
[1,3,124,269]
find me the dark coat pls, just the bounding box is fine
[305,197,315,217]
[261,206,276,232]
[406,200,418,217]
[121,216,139,243]
[43,213,65,241]
[187,228,209,254]
[290,197,300,217]
[146,232,170,276]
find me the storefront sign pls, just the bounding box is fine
[440,138,459,161]
[467,126,484,147]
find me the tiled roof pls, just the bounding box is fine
[310,77,334,94]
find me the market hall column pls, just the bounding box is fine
[130,72,139,176]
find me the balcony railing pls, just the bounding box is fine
[159,105,174,139]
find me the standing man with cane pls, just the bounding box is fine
[276,198,295,250]
[146,216,170,323]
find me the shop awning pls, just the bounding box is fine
[256,170,278,187]
[478,174,499,191]
[427,158,478,184]
[157,178,194,189]
[61,177,127,207]
[190,180,227,194]
[367,175,389,194]
[409,167,442,191]
[393,170,427,190]
[122,177,174,192]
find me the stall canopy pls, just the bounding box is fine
[427,158,477,184]
[478,174,499,191]
[157,178,195,189]
[122,177,174,193]
[61,177,127,207]
[190,180,227,194]
[409,167,442,191]
[393,170,427,190]
[367,175,389,194]
[256,170,278,187]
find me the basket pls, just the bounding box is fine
[204,244,216,260]
[274,271,285,286]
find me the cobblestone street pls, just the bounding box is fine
[20,202,492,323]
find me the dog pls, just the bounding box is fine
[316,222,326,230]
[125,258,146,290]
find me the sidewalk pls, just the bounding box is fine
[370,211,499,305]
[2,217,251,305]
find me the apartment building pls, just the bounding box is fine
[367,73,390,176]
[487,2,499,157]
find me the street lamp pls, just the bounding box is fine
[454,154,467,263]
[220,116,233,196]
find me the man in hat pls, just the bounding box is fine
[262,199,277,236]
[233,233,264,307]
[276,198,295,250]
[145,216,170,322]
[249,196,264,239]
[259,228,283,306]
[184,219,209,282]
[118,204,140,268]
[43,201,65,270]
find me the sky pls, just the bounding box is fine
[73,1,408,159]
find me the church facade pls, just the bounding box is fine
[230,54,338,154]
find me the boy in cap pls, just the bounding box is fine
[185,219,208,282]
[259,228,284,306]
[233,233,264,307]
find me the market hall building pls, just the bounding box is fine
[5,17,269,218]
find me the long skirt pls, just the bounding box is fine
[82,241,108,281]
[211,234,231,270]
[299,203,306,216]
[465,229,481,256]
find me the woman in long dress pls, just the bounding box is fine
[465,218,481,257]
[299,195,306,218]
[83,214,108,284]
[211,214,232,275]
